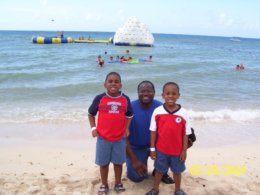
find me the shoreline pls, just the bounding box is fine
[1,120,259,148]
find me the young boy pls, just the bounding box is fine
[146,82,191,195]
[88,72,133,195]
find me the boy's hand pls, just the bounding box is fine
[92,129,98,137]
[188,138,193,148]
[150,151,156,160]
[125,129,130,137]
[180,150,187,162]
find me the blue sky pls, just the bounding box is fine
[1,0,260,38]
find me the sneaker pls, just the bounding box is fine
[146,188,159,195]
[114,183,125,193]
[98,185,109,195]
[175,190,187,195]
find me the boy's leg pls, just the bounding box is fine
[153,170,163,191]
[114,164,123,185]
[173,173,181,192]
[169,155,185,193]
[100,164,109,187]
[146,170,162,195]
[114,164,126,193]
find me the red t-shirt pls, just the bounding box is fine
[88,92,133,141]
[150,104,191,155]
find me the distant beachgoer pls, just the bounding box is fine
[139,55,153,62]
[147,55,153,62]
[114,56,120,63]
[96,56,105,67]
[240,63,245,70]
[126,50,130,55]
[59,31,64,38]
[108,56,114,63]
[236,63,245,71]
[104,51,108,55]
[121,56,132,63]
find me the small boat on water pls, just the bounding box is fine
[32,36,73,44]
[230,37,241,42]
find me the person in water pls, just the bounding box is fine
[96,56,105,67]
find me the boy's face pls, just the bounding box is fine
[104,74,122,96]
[162,84,180,106]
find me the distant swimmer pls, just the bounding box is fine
[147,55,153,62]
[139,55,153,62]
[236,63,245,71]
[96,55,105,67]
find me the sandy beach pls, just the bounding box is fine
[1,123,260,195]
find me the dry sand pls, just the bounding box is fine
[0,123,260,194]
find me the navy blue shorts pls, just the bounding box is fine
[155,150,185,174]
[95,136,126,166]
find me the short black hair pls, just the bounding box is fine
[162,82,179,92]
[105,72,121,82]
[137,80,155,92]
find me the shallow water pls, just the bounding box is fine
[0,30,259,124]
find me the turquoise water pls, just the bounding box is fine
[0,30,260,123]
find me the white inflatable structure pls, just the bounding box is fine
[113,17,154,47]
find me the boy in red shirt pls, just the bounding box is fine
[146,82,191,195]
[88,72,133,195]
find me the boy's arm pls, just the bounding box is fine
[88,114,98,137]
[180,134,188,161]
[150,131,157,160]
[125,116,133,136]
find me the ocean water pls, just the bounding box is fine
[0,30,260,125]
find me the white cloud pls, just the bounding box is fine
[84,13,102,22]
[218,13,234,26]
[40,0,48,7]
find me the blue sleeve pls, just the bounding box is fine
[124,94,133,117]
[88,93,104,116]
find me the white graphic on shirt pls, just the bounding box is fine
[176,117,182,123]
[108,102,121,113]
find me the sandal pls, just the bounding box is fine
[174,190,187,195]
[114,183,125,193]
[146,188,159,195]
[98,185,109,195]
